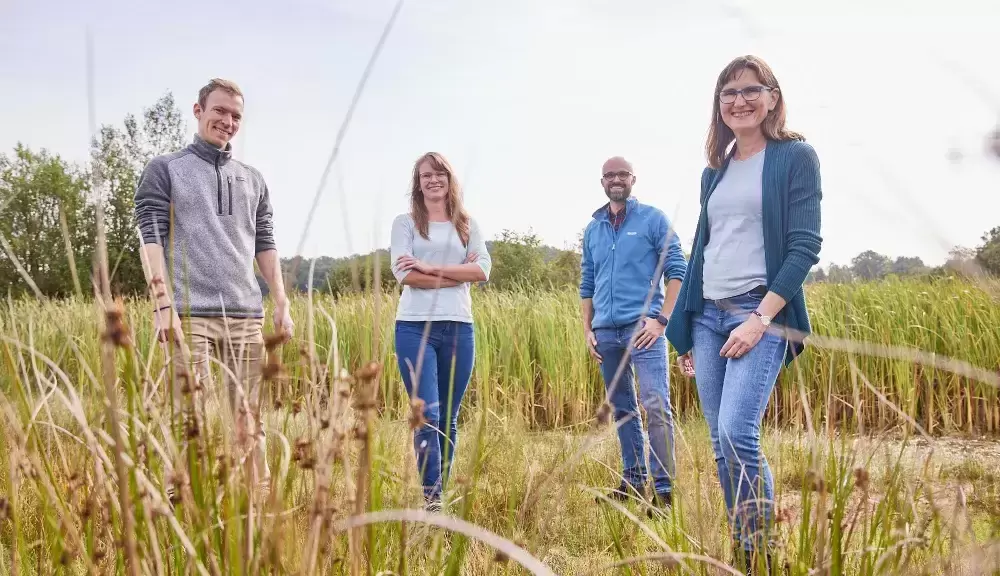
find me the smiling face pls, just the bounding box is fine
[194,88,243,148]
[601,156,635,203]
[418,160,450,203]
[718,67,779,136]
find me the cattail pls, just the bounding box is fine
[803,469,826,493]
[293,437,316,470]
[853,467,870,491]
[101,297,133,348]
[408,399,427,430]
[775,506,793,524]
[264,332,287,351]
[596,401,612,426]
[0,497,9,522]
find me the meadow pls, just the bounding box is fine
[1,277,1000,575]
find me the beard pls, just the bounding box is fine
[604,184,631,202]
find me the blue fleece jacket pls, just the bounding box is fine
[580,197,688,330]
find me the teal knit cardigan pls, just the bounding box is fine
[665,139,823,366]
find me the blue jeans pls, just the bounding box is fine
[691,290,787,551]
[594,322,676,496]
[394,320,476,502]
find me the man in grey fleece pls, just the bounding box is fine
[134,78,293,494]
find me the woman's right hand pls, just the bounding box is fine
[676,352,695,377]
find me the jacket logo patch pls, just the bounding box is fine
[235,176,247,182]
[626,231,638,236]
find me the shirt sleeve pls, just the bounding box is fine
[389,214,414,283]
[467,217,492,281]
[579,223,595,299]
[252,168,277,254]
[134,156,172,246]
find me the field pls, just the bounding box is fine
[2,277,1000,575]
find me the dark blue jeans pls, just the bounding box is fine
[594,322,676,496]
[394,320,475,502]
[691,290,787,551]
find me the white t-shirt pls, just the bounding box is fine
[389,213,492,322]
[702,147,769,300]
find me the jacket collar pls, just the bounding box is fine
[188,133,233,166]
[592,195,638,220]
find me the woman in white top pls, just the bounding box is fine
[389,151,492,511]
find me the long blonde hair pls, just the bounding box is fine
[705,55,804,169]
[409,152,470,246]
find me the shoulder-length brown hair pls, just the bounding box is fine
[705,55,804,169]
[409,152,471,246]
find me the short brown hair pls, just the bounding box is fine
[198,78,244,108]
[705,55,803,169]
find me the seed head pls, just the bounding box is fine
[264,331,287,351]
[596,401,612,426]
[408,399,427,430]
[853,467,870,491]
[775,506,793,524]
[354,361,381,382]
[803,469,826,493]
[101,298,133,348]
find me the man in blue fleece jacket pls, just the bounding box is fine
[579,156,687,512]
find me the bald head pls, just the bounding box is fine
[602,156,634,175]
[600,156,636,204]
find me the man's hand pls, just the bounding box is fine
[585,330,602,363]
[153,306,183,344]
[396,254,436,275]
[720,316,766,359]
[633,317,665,349]
[273,298,294,341]
[676,351,695,377]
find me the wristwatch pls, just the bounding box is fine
[655,314,669,326]
[751,309,771,327]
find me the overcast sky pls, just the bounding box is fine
[1,0,997,268]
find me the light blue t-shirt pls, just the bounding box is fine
[389,213,492,322]
[702,147,768,299]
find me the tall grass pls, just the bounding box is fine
[1,276,999,574]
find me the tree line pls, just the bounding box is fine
[2,92,999,301]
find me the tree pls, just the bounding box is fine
[0,145,94,297]
[890,256,927,277]
[943,245,979,276]
[322,251,394,298]
[975,226,1000,276]
[806,267,827,283]
[487,229,547,291]
[90,92,187,296]
[850,250,891,281]
[826,264,854,284]
[546,249,581,288]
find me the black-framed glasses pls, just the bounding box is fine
[603,170,632,181]
[718,85,772,104]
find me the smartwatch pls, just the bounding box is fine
[655,314,669,326]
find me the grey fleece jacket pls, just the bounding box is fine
[134,134,276,318]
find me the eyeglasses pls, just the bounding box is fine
[718,85,772,104]
[603,171,632,181]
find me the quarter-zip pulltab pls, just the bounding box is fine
[215,155,223,215]
[227,176,233,215]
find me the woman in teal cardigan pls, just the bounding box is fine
[665,55,822,574]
